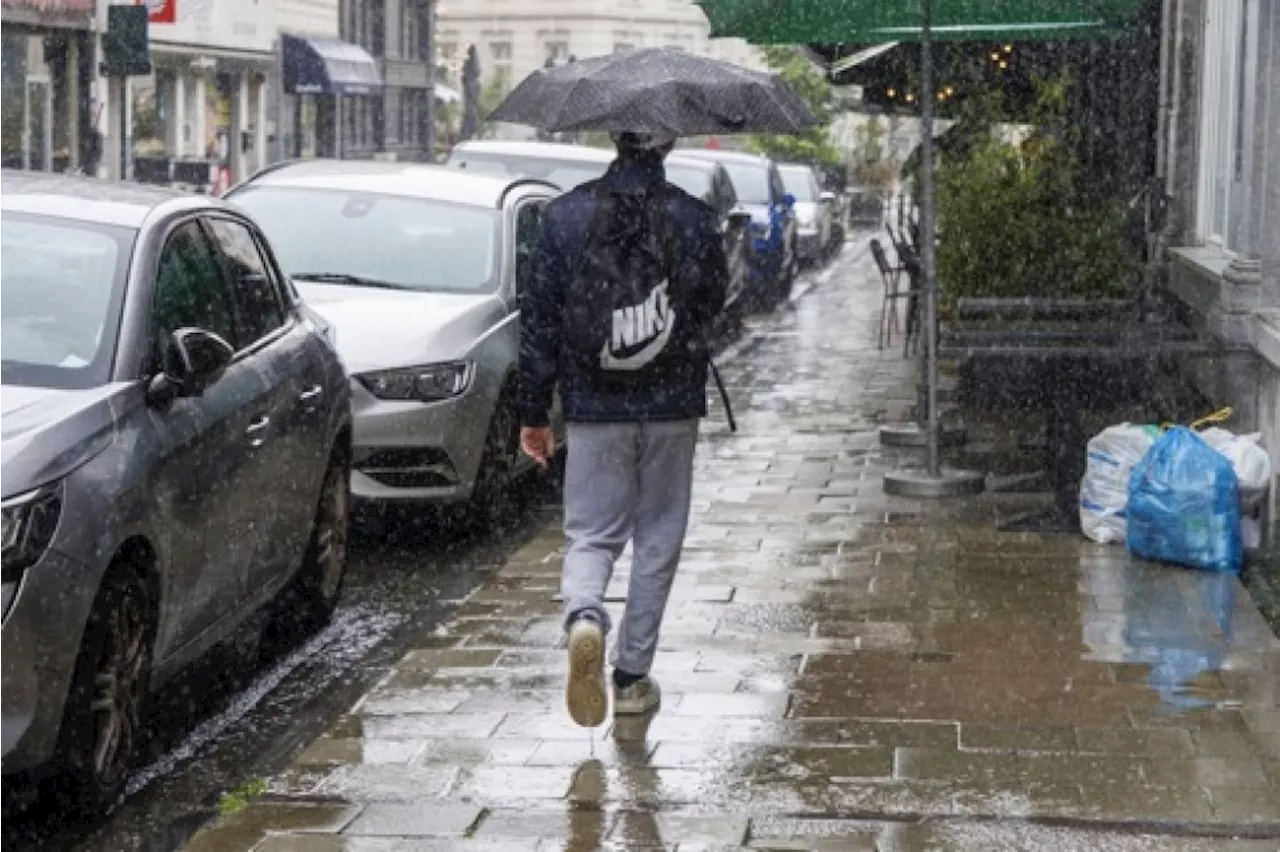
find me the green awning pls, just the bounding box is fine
[697,0,1143,44]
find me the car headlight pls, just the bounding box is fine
[2,483,63,578]
[357,361,474,403]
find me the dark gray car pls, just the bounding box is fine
[0,172,353,815]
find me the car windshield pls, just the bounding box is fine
[230,187,500,293]
[719,161,771,205]
[779,167,817,202]
[665,165,710,200]
[0,214,132,389]
[451,151,608,191]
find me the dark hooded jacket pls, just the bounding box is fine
[517,155,728,427]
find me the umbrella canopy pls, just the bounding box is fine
[487,47,818,136]
[697,0,1143,43]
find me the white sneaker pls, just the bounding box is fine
[565,619,607,727]
[613,675,661,716]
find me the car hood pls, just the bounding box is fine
[1,383,131,498]
[292,282,509,374]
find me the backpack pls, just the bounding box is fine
[561,181,697,389]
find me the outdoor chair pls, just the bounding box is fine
[871,237,920,352]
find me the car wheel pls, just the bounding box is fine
[58,566,154,817]
[272,448,350,637]
[466,390,520,530]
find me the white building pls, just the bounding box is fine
[436,0,762,138]
[98,0,281,183]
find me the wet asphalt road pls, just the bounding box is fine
[0,257,831,852]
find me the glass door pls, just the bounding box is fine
[25,79,52,171]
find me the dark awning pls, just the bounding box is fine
[282,34,382,96]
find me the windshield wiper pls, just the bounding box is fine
[292,273,417,291]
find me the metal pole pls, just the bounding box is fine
[118,74,128,180]
[920,0,939,478]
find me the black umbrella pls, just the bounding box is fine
[488,47,818,136]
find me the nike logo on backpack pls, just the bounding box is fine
[600,280,677,371]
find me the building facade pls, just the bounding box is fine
[1159,0,1280,539]
[96,0,280,184]
[1,0,94,173]
[337,0,438,160]
[435,0,762,139]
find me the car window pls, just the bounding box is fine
[770,167,787,203]
[150,222,238,373]
[0,213,132,389]
[664,164,711,203]
[718,161,771,205]
[514,200,545,294]
[718,169,738,214]
[206,218,286,348]
[230,186,500,294]
[779,167,818,202]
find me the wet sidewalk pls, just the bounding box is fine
[186,241,1280,851]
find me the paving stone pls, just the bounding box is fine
[342,803,483,837]
[180,245,1280,852]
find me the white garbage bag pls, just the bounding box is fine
[1079,423,1160,545]
[1199,427,1272,510]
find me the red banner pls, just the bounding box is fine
[138,0,175,24]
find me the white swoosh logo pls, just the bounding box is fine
[599,308,677,371]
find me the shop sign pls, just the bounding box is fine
[139,0,175,25]
[146,0,277,55]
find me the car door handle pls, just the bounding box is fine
[299,385,323,404]
[246,415,271,447]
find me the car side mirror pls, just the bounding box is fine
[149,327,234,403]
[727,210,752,231]
[782,192,797,208]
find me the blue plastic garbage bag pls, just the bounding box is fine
[1126,426,1242,574]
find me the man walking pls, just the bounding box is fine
[517,131,728,727]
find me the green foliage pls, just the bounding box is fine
[935,132,1138,309]
[933,74,1139,310]
[216,777,267,815]
[745,46,841,167]
[478,76,510,139]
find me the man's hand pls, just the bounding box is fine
[520,426,556,470]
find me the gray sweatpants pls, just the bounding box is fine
[561,419,699,677]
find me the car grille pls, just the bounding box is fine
[354,447,459,489]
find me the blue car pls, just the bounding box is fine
[675,149,798,309]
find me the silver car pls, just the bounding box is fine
[227,160,564,519]
[1,172,353,815]
[778,163,836,263]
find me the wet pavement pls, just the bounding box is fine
[184,240,1277,849]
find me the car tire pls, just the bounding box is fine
[271,447,351,638]
[57,565,155,818]
[465,389,520,531]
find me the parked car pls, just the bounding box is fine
[1,171,352,815]
[226,160,565,519]
[445,140,754,324]
[777,163,836,264]
[674,149,798,308]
